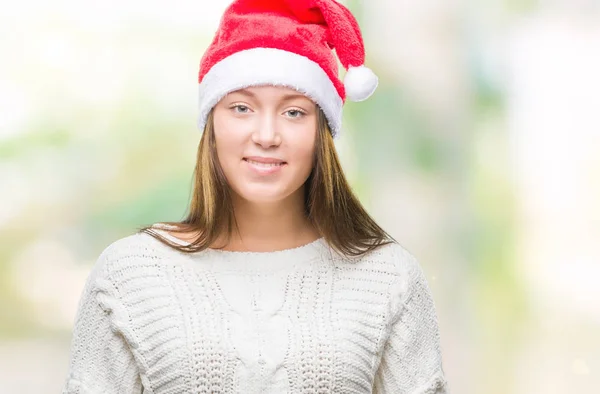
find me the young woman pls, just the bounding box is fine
[62,0,449,393]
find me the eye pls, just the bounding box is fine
[285,109,306,118]
[232,104,250,113]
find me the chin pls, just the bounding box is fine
[238,194,290,205]
[234,184,296,204]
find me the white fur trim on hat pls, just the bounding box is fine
[197,47,344,137]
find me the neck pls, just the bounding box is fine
[218,188,320,252]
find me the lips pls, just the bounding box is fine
[243,156,286,165]
[244,159,284,168]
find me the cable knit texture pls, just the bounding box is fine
[62,227,448,394]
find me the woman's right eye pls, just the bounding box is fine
[232,105,250,113]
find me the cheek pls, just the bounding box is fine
[213,118,245,166]
[286,131,317,178]
[292,144,315,172]
[213,138,243,193]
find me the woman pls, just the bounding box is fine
[62,0,449,393]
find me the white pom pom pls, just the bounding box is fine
[344,65,379,102]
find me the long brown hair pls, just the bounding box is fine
[139,106,394,256]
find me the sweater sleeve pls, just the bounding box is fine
[62,247,143,394]
[372,247,449,394]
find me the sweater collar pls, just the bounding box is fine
[148,226,333,272]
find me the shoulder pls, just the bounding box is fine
[377,241,426,284]
[97,232,161,261]
[90,231,173,281]
[341,240,421,278]
[363,241,434,318]
[330,241,423,296]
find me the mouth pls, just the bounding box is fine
[242,157,287,174]
[242,157,287,168]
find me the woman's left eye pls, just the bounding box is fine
[285,109,305,118]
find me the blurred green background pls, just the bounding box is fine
[1,0,599,393]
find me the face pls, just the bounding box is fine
[212,85,318,204]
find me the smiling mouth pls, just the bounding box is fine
[243,158,287,167]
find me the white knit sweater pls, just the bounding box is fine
[62,227,448,394]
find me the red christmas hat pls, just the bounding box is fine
[197,0,378,138]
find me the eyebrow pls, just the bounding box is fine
[281,93,310,102]
[231,89,310,102]
[232,89,256,98]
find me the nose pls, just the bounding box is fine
[251,113,281,148]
